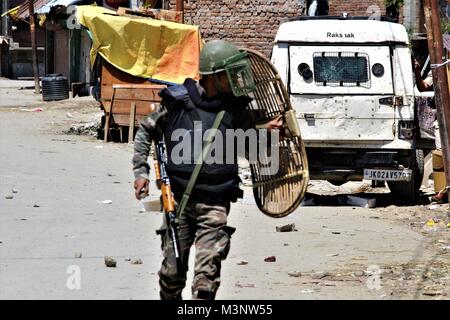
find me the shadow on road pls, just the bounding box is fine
[304,191,432,208]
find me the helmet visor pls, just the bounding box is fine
[225,59,256,97]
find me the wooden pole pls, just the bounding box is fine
[175,0,184,12]
[28,0,41,94]
[423,0,450,202]
[176,0,184,23]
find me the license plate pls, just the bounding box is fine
[364,169,412,182]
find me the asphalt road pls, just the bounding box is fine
[0,85,447,300]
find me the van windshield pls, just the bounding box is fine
[313,52,370,88]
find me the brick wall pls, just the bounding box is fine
[168,0,387,57]
[328,0,386,17]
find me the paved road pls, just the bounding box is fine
[0,95,445,300]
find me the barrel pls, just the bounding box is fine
[42,74,69,101]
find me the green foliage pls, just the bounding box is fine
[442,17,450,34]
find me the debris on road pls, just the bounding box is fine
[131,258,143,265]
[97,200,113,204]
[288,271,302,277]
[353,270,365,277]
[124,258,131,262]
[74,252,82,259]
[326,253,339,257]
[237,260,248,265]
[332,231,341,235]
[312,272,329,280]
[301,289,315,294]
[104,256,117,268]
[276,223,296,232]
[235,282,255,288]
[264,256,276,262]
[33,204,40,208]
[12,188,18,194]
[5,194,14,199]
[20,107,44,112]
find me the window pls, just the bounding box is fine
[313,52,371,88]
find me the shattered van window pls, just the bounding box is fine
[313,52,370,88]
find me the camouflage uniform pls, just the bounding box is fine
[158,199,234,300]
[132,83,246,300]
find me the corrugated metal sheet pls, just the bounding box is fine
[17,0,49,19]
[443,34,450,52]
[17,0,79,19]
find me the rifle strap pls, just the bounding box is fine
[176,110,225,218]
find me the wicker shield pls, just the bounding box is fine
[243,49,309,218]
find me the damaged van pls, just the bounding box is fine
[271,16,435,201]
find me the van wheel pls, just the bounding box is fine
[388,149,424,203]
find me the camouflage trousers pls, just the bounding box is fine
[158,199,234,300]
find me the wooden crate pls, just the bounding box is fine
[99,59,166,142]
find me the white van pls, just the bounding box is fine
[271,17,435,201]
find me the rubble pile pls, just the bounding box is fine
[67,119,101,137]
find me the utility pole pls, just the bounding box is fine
[423,0,450,203]
[2,0,9,36]
[28,0,41,94]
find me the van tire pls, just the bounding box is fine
[388,149,424,203]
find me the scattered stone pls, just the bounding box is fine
[33,204,40,208]
[12,188,18,194]
[332,231,341,235]
[74,252,82,259]
[5,194,14,199]
[131,258,143,265]
[124,258,131,262]
[283,243,289,247]
[422,290,443,297]
[104,256,117,268]
[235,282,255,288]
[354,270,365,277]
[237,260,248,265]
[312,272,329,280]
[326,253,339,257]
[288,271,302,277]
[276,223,296,232]
[107,173,113,177]
[264,256,276,263]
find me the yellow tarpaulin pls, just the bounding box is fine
[76,5,201,84]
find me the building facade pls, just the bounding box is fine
[168,0,388,57]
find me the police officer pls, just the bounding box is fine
[132,40,281,300]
